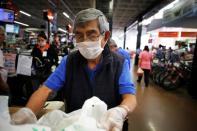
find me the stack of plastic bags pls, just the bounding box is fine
[0,96,107,131]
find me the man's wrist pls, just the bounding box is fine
[119,104,130,113]
[118,105,130,120]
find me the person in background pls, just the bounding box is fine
[126,47,130,52]
[0,26,5,66]
[167,47,173,62]
[135,48,142,65]
[0,26,6,49]
[66,25,75,50]
[11,8,137,131]
[189,44,195,54]
[109,39,131,69]
[137,45,153,87]
[51,33,61,55]
[31,32,58,89]
[0,26,9,97]
[151,46,157,58]
[156,44,165,61]
[31,31,58,70]
[126,47,132,58]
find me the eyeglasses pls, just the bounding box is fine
[74,34,100,43]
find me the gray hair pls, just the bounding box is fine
[109,39,117,47]
[0,26,5,33]
[73,8,109,35]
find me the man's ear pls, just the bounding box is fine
[101,31,111,48]
[104,31,111,42]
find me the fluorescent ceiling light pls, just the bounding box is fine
[109,0,113,10]
[47,15,54,20]
[163,0,179,11]
[19,10,31,17]
[127,20,138,30]
[58,28,67,33]
[14,21,29,27]
[141,0,180,26]
[154,11,163,19]
[142,16,154,26]
[154,0,180,18]
[63,12,70,18]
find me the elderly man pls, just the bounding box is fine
[0,26,9,95]
[12,8,136,131]
[0,26,5,69]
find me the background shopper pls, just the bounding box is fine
[137,46,153,87]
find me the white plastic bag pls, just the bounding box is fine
[62,96,107,131]
[0,121,51,131]
[11,107,37,125]
[80,96,107,122]
[38,96,107,131]
[137,67,144,75]
[0,95,51,131]
[0,96,11,122]
[37,109,70,130]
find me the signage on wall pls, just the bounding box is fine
[3,53,16,74]
[181,32,197,37]
[158,32,179,37]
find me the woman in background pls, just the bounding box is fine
[31,32,58,70]
[137,46,153,87]
[31,32,58,89]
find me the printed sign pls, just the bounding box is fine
[16,55,32,76]
[3,53,16,74]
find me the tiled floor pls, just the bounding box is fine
[128,66,197,131]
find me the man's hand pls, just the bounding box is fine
[99,106,128,131]
[11,107,37,125]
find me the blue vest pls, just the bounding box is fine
[64,46,124,113]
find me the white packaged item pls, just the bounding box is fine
[44,101,65,111]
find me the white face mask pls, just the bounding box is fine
[76,37,104,59]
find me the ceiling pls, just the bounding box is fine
[12,0,174,34]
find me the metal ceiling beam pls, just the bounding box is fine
[96,0,114,32]
[91,0,96,8]
[126,0,170,29]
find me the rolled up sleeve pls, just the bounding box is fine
[119,60,136,95]
[44,56,67,91]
